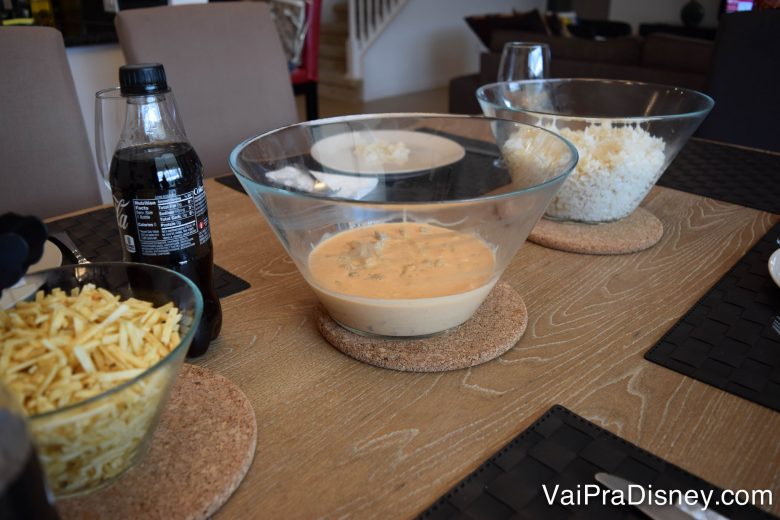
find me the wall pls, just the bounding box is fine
[609,0,720,33]
[361,0,545,101]
[571,0,610,19]
[66,43,126,202]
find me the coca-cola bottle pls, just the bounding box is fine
[107,63,221,356]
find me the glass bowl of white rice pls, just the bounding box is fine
[477,79,714,223]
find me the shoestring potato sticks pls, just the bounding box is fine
[0,284,182,496]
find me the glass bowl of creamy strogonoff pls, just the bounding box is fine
[230,114,577,337]
[478,79,714,223]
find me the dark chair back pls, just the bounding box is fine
[697,10,780,152]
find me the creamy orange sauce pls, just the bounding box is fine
[308,222,495,299]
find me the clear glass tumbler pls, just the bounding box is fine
[497,42,550,82]
[94,87,125,188]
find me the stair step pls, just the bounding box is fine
[319,55,346,73]
[332,1,348,24]
[320,70,361,87]
[319,71,362,101]
[320,80,363,101]
[320,41,346,60]
[319,68,351,83]
[320,30,346,47]
[321,21,348,36]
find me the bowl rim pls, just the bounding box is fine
[23,261,204,421]
[476,78,716,122]
[229,112,579,206]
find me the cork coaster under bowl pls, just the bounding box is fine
[316,282,528,372]
[528,206,664,255]
[59,364,257,520]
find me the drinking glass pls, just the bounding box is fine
[94,87,126,189]
[497,42,550,82]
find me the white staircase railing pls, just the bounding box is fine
[347,0,408,79]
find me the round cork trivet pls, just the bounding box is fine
[58,364,257,520]
[528,207,663,255]
[316,282,527,372]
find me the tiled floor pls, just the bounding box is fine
[295,86,449,120]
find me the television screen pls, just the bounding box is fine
[724,0,754,12]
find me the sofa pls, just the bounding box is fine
[449,30,714,114]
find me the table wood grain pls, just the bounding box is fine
[196,178,779,518]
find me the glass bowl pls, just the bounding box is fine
[1,262,203,497]
[477,79,714,223]
[230,114,577,338]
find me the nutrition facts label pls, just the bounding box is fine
[132,186,210,256]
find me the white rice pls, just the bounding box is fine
[505,122,666,222]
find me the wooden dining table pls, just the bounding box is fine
[155,173,779,518]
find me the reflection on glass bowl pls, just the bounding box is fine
[309,129,466,175]
[478,79,714,223]
[230,114,578,338]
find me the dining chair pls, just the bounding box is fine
[697,9,780,152]
[0,27,102,219]
[290,0,321,121]
[114,2,299,178]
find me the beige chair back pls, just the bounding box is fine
[0,27,102,219]
[115,3,299,178]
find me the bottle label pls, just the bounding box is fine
[115,185,211,257]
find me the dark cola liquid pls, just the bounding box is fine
[0,411,59,520]
[109,142,222,356]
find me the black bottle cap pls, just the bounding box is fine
[119,63,170,96]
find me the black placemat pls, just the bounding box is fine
[645,222,780,412]
[47,207,250,299]
[658,139,780,214]
[420,405,773,520]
